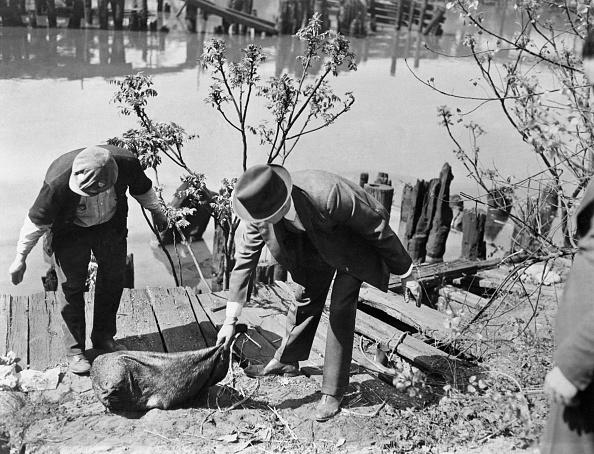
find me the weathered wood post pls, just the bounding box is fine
[485,187,513,243]
[426,163,453,263]
[98,0,108,28]
[68,0,85,28]
[211,224,229,291]
[403,179,428,261]
[364,183,394,218]
[512,185,558,254]
[408,177,439,262]
[47,0,56,27]
[359,172,369,188]
[449,194,464,231]
[2,0,25,26]
[461,209,486,260]
[398,183,414,241]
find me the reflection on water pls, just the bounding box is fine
[0,4,538,81]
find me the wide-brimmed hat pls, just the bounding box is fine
[233,164,292,222]
[69,146,118,196]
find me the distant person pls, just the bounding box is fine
[8,145,167,375]
[540,31,594,454]
[216,164,420,421]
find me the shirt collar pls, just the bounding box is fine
[283,197,297,222]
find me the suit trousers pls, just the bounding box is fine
[54,221,127,356]
[274,267,362,397]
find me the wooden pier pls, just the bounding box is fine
[0,279,480,386]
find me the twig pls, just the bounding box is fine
[342,400,387,418]
[268,406,298,440]
[144,430,173,442]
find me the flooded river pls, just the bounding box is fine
[0,4,559,294]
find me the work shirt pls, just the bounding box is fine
[15,187,161,259]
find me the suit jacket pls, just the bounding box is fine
[228,170,412,303]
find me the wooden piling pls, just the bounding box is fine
[461,209,486,260]
[375,172,389,185]
[404,179,428,259]
[398,183,414,241]
[98,0,108,28]
[408,177,439,263]
[359,172,369,188]
[211,224,226,291]
[364,183,394,217]
[68,0,85,28]
[450,194,464,232]
[426,163,453,263]
[484,188,513,243]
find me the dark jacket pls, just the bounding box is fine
[541,180,594,453]
[228,170,412,303]
[28,145,152,240]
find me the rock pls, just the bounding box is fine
[0,391,26,418]
[521,262,562,286]
[19,367,60,391]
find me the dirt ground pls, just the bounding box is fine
[1,364,542,454]
[1,258,566,454]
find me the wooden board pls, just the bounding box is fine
[147,287,207,352]
[0,294,9,356]
[45,292,64,367]
[185,288,219,348]
[28,292,54,369]
[359,285,449,339]
[116,288,164,352]
[439,285,489,312]
[7,295,28,367]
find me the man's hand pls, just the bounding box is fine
[8,256,26,285]
[544,366,579,406]
[152,210,169,232]
[217,323,236,350]
[401,275,421,306]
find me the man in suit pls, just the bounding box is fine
[8,145,167,375]
[216,164,419,421]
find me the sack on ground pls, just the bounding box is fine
[90,345,229,412]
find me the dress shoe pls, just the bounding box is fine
[93,338,127,352]
[315,394,343,422]
[244,358,300,378]
[68,354,91,375]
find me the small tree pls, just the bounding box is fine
[416,1,594,253]
[108,15,358,289]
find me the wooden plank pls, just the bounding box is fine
[28,292,51,370]
[388,258,503,289]
[0,294,10,356]
[185,288,219,347]
[115,288,164,352]
[438,285,489,312]
[359,285,449,339]
[7,295,29,367]
[354,308,469,383]
[45,292,64,367]
[146,287,206,352]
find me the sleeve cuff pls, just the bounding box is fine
[397,264,414,279]
[224,301,244,323]
[132,187,162,212]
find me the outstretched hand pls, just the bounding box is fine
[9,257,26,285]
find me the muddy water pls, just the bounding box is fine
[0,6,555,294]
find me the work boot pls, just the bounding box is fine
[93,338,126,353]
[315,394,343,422]
[244,358,300,378]
[68,354,91,375]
